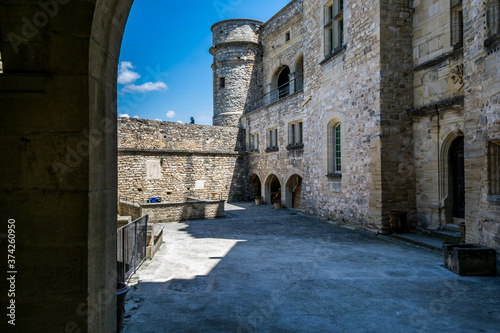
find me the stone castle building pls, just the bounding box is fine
[1,0,499,330]
[208,0,500,252]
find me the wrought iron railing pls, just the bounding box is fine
[259,75,304,108]
[117,215,148,282]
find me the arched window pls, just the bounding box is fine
[277,66,290,99]
[328,120,341,175]
[267,65,292,104]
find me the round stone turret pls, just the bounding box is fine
[210,19,263,127]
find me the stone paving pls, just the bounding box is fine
[123,202,500,333]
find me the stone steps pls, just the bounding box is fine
[390,227,461,251]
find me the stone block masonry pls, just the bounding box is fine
[118,118,250,203]
[141,199,225,224]
[212,0,499,257]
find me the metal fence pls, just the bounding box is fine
[117,215,148,282]
[260,76,303,107]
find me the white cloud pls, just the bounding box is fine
[118,61,140,85]
[121,81,168,93]
[177,121,183,123]
[197,115,212,123]
[118,113,130,118]
[133,115,140,119]
[166,110,176,119]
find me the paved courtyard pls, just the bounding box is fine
[123,203,500,333]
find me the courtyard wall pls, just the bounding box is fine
[118,118,249,203]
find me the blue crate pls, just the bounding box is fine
[147,197,162,203]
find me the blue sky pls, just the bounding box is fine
[118,0,291,125]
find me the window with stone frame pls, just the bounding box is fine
[488,141,500,202]
[219,77,225,89]
[250,132,260,152]
[487,0,500,38]
[327,121,341,175]
[324,0,344,57]
[266,127,278,150]
[288,120,303,147]
[451,1,463,49]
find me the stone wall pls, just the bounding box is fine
[118,201,142,221]
[118,118,249,203]
[378,0,416,227]
[260,0,304,101]
[141,199,225,223]
[246,91,305,206]
[213,0,500,255]
[301,0,389,232]
[462,0,500,253]
[0,1,131,331]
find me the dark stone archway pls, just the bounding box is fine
[449,136,465,219]
[249,174,262,198]
[1,0,134,331]
[285,174,302,209]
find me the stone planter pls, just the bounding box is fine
[255,198,262,205]
[442,243,497,276]
[274,202,282,210]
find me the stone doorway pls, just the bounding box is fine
[250,174,262,198]
[285,174,302,208]
[449,136,465,220]
[265,174,281,205]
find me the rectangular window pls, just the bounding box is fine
[289,123,295,145]
[487,0,500,38]
[288,120,303,146]
[451,2,464,48]
[267,127,278,149]
[488,141,500,197]
[285,31,291,41]
[250,133,260,152]
[324,0,344,56]
[219,77,225,89]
